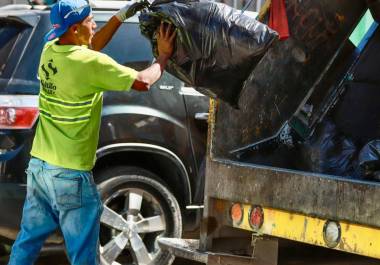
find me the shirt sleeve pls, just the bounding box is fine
[90,52,138,92]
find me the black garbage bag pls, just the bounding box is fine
[299,120,357,177]
[139,0,278,106]
[358,140,380,180]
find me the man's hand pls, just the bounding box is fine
[157,23,177,58]
[115,1,149,22]
[132,23,177,91]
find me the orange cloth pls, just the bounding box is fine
[269,0,290,40]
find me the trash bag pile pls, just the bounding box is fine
[358,140,380,181]
[139,0,278,106]
[300,120,380,181]
[299,120,358,177]
[138,0,380,182]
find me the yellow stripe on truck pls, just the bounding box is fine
[232,204,380,259]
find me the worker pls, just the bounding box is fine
[7,0,176,264]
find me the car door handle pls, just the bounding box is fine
[195,112,209,121]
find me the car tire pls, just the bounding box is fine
[96,166,182,265]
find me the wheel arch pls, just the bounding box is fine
[95,143,192,206]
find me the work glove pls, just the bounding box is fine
[115,1,150,22]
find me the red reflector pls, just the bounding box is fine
[230,203,243,224]
[249,206,264,230]
[0,107,39,129]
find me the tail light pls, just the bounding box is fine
[249,205,264,230]
[0,95,39,129]
[230,203,244,225]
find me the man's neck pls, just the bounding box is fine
[57,37,90,48]
[57,37,77,45]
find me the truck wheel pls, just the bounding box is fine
[97,166,182,265]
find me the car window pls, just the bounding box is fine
[0,20,26,77]
[97,21,154,71]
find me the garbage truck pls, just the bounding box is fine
[158,0,380,264]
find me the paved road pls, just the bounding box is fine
[0,242,378,265]
[0,255,201,265]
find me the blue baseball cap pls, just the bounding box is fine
[44,0,92,42]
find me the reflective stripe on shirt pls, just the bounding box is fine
[38,91,95,124]
[40,92,93,108]
[39,108,91,124]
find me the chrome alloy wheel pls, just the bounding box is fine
[100,188,167,265]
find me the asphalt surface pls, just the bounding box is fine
[0,242,379,265]
[0,255,201,265]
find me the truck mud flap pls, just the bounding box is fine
[158,238,277,265]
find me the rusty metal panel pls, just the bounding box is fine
[207,237,278,265]
[205,159,380,228]
[212,0,367,156]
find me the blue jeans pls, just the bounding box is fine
[8,158,103,265]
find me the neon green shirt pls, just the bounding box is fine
[31,40,138,171]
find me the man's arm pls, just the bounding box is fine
[91,2,148,51]
[92,16,122,51]
[132,55,170,91]
[132,23,176,91]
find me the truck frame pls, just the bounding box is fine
[159,0,380,264]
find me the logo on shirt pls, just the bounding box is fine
[41,59,58,95]
[41,59,58,80]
